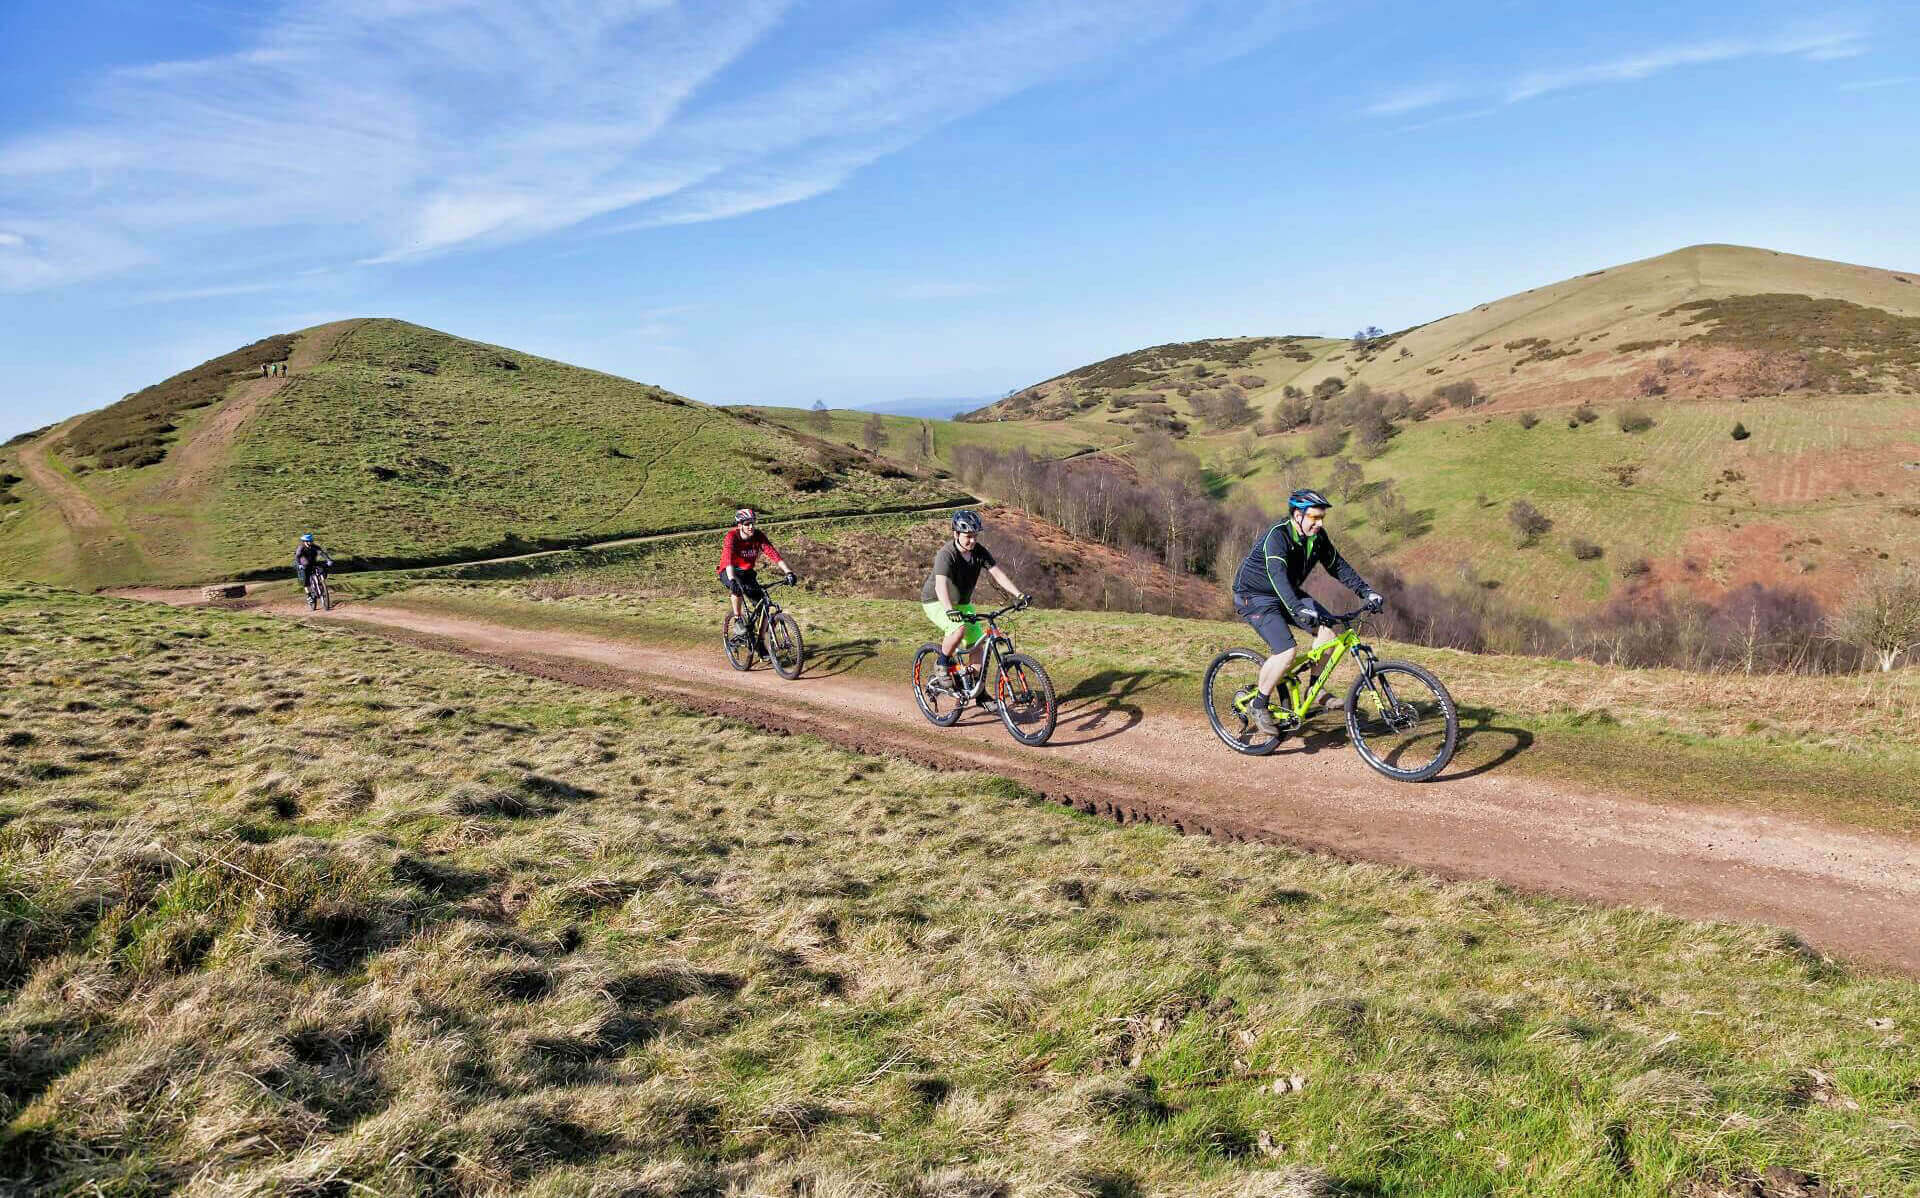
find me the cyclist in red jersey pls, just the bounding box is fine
[717,508,797,635]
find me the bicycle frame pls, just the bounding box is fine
[737,579,792,652]
[947,601,1025,702]
[1238,611,1377,721]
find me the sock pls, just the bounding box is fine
[937,652,952,670]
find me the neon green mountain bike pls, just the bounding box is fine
[1203,607,1458,782]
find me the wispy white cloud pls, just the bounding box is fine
[1365,84,1461,116]
[1365,19,1869,118]
[135,280,301,304]
[0,0,1307,293]
[1505,25,1867,102]
[894,281,998,301]
[1837,75,1915,91]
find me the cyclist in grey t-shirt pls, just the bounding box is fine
[920,510,1027,679]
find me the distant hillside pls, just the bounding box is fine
[962,244,1920,430]
[0,320,961,588]
[945,246,1920,621]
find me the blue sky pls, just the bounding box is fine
[2,0,1916,439]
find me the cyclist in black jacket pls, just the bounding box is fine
[1231,489,1383,735]
[294,534,332,590]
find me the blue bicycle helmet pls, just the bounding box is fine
[951,510,984,533]
[300,533,315,542]
[1287,488,1332,511]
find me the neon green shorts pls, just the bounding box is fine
[922,600,985,647]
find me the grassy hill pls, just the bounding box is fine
[948,246,1920,619]
[0,321,963,590]
[733,405,1127,472]
[5,580,1918,1195]
[962,244,1920,429]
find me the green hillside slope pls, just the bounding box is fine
[0,320,961,588]
[946,246,1920,618]
[963,244,1920,429]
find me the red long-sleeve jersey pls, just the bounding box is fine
[717,527,783,574]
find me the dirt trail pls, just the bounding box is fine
[159,319,367,497]
[17,437,107,532]
[118,589,1920,975]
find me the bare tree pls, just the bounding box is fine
[861,411,887,453]
[1327,455,1364,501]
[918,421,934,461]
[1507,499,1552,547]
[1831,567,1920,671]
[809,399,830,434]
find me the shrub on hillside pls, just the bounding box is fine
[1508,499,1552,547]
[1731,422,1751,441]
[1615,407,1656,433]
[1306,426,1346,458]
[1235,375,1267,389]
[1327,456,1364,501]
[1617,556,1651,580]
[1517,411,1540,429]
[1572,403,1599,424]
[1635,371,1667,397]
[1570,538,1604,561]
[1433,380,1485,409]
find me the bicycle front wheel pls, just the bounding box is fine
[318,579,332,612]
[995,652,1057,746]
[1203,649,1283,756]
[1345,661,1458,782]
[722,615,755,671]
[765,613,804,679]
[912,644,964,726]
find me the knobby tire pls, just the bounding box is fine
[995,652,1057,746]
[1345,660,1459,782]
[766,612,804,679]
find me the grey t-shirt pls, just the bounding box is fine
[921,540,997,605]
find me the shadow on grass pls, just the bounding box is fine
[802,637,880,679]
[1434,704,1534,781]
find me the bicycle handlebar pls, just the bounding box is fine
[948,595,1031,623]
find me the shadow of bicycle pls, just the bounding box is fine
[801,637,880,679]
[1270,702,1534,780]
[1433,705,1534,780]
[1042,667,1182,746]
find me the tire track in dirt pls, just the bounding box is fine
[161,593,1920,977]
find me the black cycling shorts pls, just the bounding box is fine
[721,569,764,601]
[1233,592,1305,653]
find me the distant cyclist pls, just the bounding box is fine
[718,508,796,635]
[293,533,332,591]
[1231,489,1384,736]
[922,510,1029,684]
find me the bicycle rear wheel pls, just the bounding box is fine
[1202,649,1287,756]
[995,652,1057,746]
[1345,661,1458,782]
[722,614,755,671]
[911,644,964,726]
[765,613,804,679]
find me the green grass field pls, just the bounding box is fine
[1216,394,1920,615]
[350,579,1920,837]
[738,405,1126,471]
[0,321,962,590]
[4,581,1917,1196]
